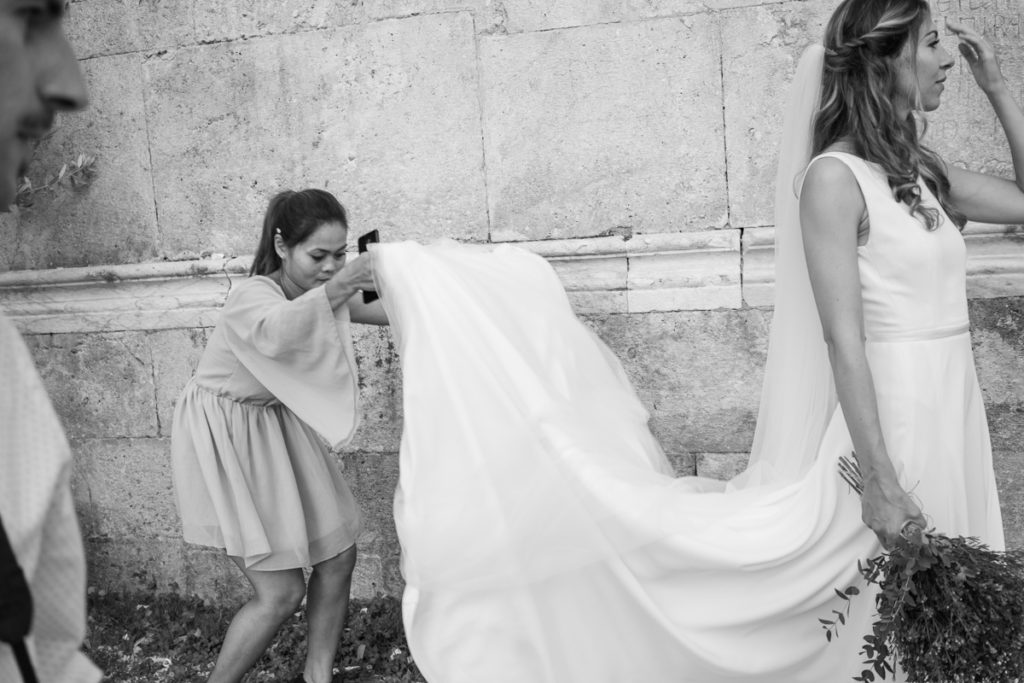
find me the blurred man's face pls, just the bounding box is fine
[0,1,87,210]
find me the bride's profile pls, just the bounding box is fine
[365,0,1024,680]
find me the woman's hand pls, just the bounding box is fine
[337,251,376,292]
[860,474,927,549]
[947,19,1007,97]
[323,251,376,308]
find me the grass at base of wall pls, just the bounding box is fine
[85,587,425,682]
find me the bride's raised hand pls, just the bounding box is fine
[947,19,1007,96]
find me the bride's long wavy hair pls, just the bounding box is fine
[814,0,965,229]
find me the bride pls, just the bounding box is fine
[364,0,1024,679]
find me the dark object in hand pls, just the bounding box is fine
[358,229,379,304]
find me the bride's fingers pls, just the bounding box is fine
[958,40,978,63]
[951,25,995,60]
[945,17,966,32]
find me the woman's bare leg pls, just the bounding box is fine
[301,545,357,683]
[206,556,306,683]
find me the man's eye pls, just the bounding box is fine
[17,2,47,22]
[16,6,48,36]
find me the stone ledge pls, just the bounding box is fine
[1,225,1022,335]
[0,231,741,333]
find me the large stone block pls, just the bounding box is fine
[71,437,179,539]
[340,450,403,596]
[25,331,159,439]
[86,532,249,602]
[721,2,832,229]
[480,15,727,241]
[366,0,505,32]
[696,451,750,480]
[194,0,365,43]
[969,298,1024,408]
[499,0,787,33]
[586,308,769,454]
[0,54,158,270]
[994,449,1024,550]
[347,325,403,453]
[64,0,195,59]
[150,328,211,436]
[142,13,488,260]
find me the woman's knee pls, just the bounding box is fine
[252,572,307,616]
[314,545,357,579]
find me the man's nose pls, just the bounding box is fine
[38,31,89,112]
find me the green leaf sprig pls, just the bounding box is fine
[827,453,1024,682]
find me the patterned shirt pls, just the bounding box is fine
[0,312,100,682]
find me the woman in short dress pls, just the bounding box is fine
[171,189,386,683]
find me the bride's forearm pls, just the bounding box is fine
[987,87,1024,192]
[827,341,899,486]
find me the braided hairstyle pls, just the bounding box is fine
[250,189,349,276]
[815,0,964,230]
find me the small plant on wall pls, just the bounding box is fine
[14,152,97,210]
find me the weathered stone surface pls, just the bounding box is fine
[72,437,178,538]
[586,309,770,454]
[150,328,211,436]
[65,0,195,59]
[480,15,727,241]
[71,437,241,598]
[340,450,403,596]
[721,2,832,229]
[25,331,158,439]
[194,0,365,43]
[742,226,776,307]
[969,299,1024,407]
[664,451,697,477]
[0,54,157,270]
[628,230,742,311]
[142,13,487,260]
[178,543,250,603]
[696,451,749,480]
[994,449,1024,550]
[366,0,504,32]
[346,326,403,453]
[499,0,786,33]
[85,531,249,602]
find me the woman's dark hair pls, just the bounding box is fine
[250,189,349,276]
[815,0,965,229]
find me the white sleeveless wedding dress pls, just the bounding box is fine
[370,151,1002,682]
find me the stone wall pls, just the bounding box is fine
[1,0,1022,604]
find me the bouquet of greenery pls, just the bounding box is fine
[821,454,1024,682]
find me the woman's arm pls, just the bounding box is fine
[348,298,389,326]
[945,20,1024,224]
[323,251,389,325]
[800,158,927,548]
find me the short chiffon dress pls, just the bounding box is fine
[171,275,362,571]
